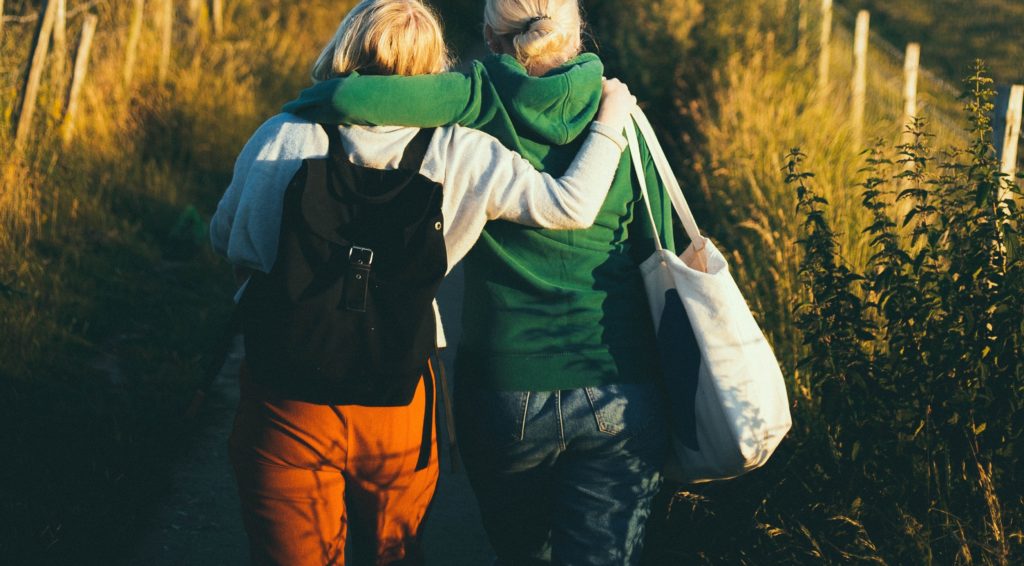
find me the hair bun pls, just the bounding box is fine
[484,0,583,73]
[522,15,551,34]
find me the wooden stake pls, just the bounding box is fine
[159,0,173,83]
[188,0,209,42]
[124,0,145,86]
[818,0,832,91]
[53,0,66,73]
[13,0,59,152]
[851,10,870,149]
[902,42,920,141]
[999,85,1023,184]
[797,0,809,65]
[1,0,6,41]
[62,14,98,145]
[212,0,222,38]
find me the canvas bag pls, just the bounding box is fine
[626,110,792,483]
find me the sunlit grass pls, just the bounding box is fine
[0,1,353,561]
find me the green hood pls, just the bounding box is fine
[480,53,602,145]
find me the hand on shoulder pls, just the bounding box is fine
[595,78,637,132]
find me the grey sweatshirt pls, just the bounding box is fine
[210,113,626,343]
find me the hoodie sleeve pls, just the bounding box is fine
[421,122,627,267]
[281,66,488,128]
[209,114,328,273]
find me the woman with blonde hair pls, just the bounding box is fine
[211,0,638,564]
[284,1,678,564]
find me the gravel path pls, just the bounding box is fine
[126,267,495,565]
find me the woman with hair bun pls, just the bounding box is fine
[212,0,639,564]
[285,1,676,563]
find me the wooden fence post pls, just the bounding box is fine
[902,42,920,141]
[159,0,173,83]
[212,0,222,38]
[817,0,832,91]
[851,9,870,149]
[998,85,1023,194]
[13,0,59,152]
[1,0,6,41]
[53,0,66,74]
[188,0,207,39]
[62,14,98,145]
[124,0,145,86]
[797,0,808,65]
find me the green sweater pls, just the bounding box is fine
[284,53,676,391]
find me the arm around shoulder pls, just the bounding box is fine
[282,69,482,127]
[438,122,626,231]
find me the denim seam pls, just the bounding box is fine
[556,390,566,450]
[516,391,531,441]
[583,386,609,434]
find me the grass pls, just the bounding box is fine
[838,0,1024,85]
[586,0,1022,563]
[0,1,353,562]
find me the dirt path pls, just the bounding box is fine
[126,268,494,565]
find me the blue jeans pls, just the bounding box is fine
[455,382,668,566]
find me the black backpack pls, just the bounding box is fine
[240,126,447,408]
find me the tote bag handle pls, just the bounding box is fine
[624,109,706,252]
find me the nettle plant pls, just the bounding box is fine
[786,63,1023,563]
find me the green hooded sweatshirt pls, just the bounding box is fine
[283,53,676,391]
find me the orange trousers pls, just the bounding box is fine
[229,362,439,566]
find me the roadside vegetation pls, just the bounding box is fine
[1,1,352,562]
[587,0,1023,563]
[839,0,1024,85]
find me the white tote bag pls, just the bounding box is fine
[625,110,792,483]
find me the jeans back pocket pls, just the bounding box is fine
[584,382,665,437]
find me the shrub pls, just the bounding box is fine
[788,62,1022,564]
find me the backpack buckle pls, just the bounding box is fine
[349,246,374,266]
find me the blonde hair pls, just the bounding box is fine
[312,0,451,82]
[484,0,583,73]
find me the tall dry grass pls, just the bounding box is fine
[0,1,354,562]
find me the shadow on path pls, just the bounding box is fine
[126,266,494,565]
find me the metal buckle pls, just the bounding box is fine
[349,246,374,265]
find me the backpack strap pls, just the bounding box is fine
[398,128,437,172]
[319,123,343,157]
[415,362,436,471]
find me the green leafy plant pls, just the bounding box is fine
[787,62,1022,564]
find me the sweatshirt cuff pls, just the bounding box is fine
[589,121,627,153]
